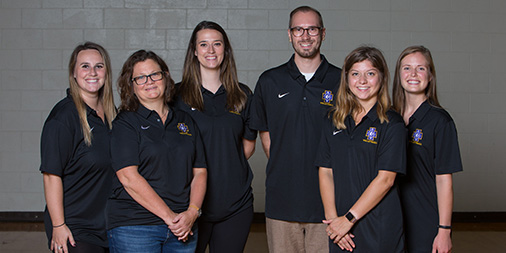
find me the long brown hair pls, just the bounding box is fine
[179,21,247,112]
[332,46,390,129]
[392,45,440,115]
[117,50,175,112]
[68,41,116,146]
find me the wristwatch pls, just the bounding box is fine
[345,212,357,224]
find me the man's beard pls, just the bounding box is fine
[292,39,321,59]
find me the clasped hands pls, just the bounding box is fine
[166,209,199,242]
[323,216,356,252]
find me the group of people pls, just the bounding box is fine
[39,5,462,253]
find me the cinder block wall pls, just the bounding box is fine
[1,0,505,212]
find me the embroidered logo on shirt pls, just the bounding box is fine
[320,90,334,106]
[410,129,423,146]
[141,125,150,130]
[363,127,378,144]
[229,110,241,115]
[333,130,342,135]
[278,92,290,98]
[177,123,192,136]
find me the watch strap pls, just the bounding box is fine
[345,212,357,223]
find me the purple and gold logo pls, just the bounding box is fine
[177,123,192,136]
[410,129,423,146]
[363,127,378,144]
[320,90,334,106]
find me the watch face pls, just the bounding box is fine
[345,212,356,223]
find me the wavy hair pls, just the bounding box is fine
[332,46,391,129]
[178,21,247,112]
[117,50,175,112]
[392,45,440,115]
[68,41,116,146]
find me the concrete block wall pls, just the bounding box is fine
[1,0,505,212]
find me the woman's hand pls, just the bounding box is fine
[169,209,198,241]
[337,233,355,252]
[323,216,354,244]
[50,224,75,253]
[43,173,75,252]
[432,228,452,253]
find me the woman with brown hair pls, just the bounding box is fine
[41,41,116,253]
[317,46,406,252]
[107,50,207,253]
[174,21,256,253]
[393,45,462,253]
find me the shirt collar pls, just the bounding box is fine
[287,54,330,83]
[136,103,174,122]
[201,84,226,95]
[365,102,379,122]
[410,100,431,122]
[66,88,97,117]
[136,103,152,119]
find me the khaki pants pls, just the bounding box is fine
[266,218,328,253]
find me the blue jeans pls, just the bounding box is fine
[108,225,197,253]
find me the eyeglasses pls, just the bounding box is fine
[289,26,323,37]
[132,71,165,85]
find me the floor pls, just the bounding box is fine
[1,222,505,252]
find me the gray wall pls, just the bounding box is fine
[1,0,505,212]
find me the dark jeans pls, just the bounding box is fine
[108,224,197,253]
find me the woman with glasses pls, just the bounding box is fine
[174,21,256,253]
[317,46,406,252]
[107,50,207,253]
[393,46,462,253]
[40,42,116,253]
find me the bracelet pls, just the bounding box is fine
[438,224,452,229]
[189,204,200,211]
[53,223,65,228]
[189,205,202,217]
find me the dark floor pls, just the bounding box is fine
[1,222,505,252]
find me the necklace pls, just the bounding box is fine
[161,107,169,120]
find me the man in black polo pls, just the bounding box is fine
[250,6,341,253]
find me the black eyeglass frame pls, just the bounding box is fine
[131,71,166,85]
[289,26,324,37]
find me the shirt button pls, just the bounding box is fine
[303,97,307,101]
[157,119,160,122]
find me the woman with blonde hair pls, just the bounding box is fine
[41,41,116,253]
[393,45,462,253]
[317,46,406,252]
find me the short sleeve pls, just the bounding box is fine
[192,122,207,169]
[110,114,140,172]
[242,91,258,140]
[39,120,73,176]
[249,76,269,131]
[314,121,332,168]
[377,119,407,175]
[434,120,463,174]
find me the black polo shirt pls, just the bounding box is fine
[250,55,341,222]
[174,83,256,222]
[315,106,406,252]
[107,104,206,230]
[399,101,463,253]
[40,91,113,248]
